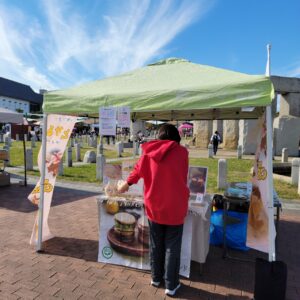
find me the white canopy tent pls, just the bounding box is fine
[0,107,28,186]
[0,107,23,124]
[37,47,276,262]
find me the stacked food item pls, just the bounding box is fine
[104,180,126,197]
[114,212,137,243]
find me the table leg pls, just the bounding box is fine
[199,263,203,276]
[222,200,230,259]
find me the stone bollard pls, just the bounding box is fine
[71,138,75,147]
[83,150,96,163]
[66,146,72,167]
[24,134,28,142]
[133,142,139,156]
[58,159,64,176]
[237,145,243,159]
[281,148,288,163]
[4,136,10,147]
[298,167,300,196]
[116,142,123,157]
[26,148,33,171]
[96,154,106,181]
[208,144,213,158]
[91,136,97,148]
[16,134,19,141]
[139,145,143,156]
[291,158,300,186]
[31,137,36,148]
[218,159,227,189]
[97,143,103,155]
[75,143,81,161]
[2,147,10,167]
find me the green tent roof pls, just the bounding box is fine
[43,58,274,120]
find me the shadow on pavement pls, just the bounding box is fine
[43,236,98,261]
[0,183,99,213]
[177,283,250,299]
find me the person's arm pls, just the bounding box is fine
[127,158,142,185]
[117,158,143,193]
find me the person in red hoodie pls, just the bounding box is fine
[118,124,189,296]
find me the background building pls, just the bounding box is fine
[0,77,43,114]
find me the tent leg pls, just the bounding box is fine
[266,105,275,262]
[37,113,48,252]
[22,125,27,186]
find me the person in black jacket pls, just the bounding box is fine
[210,131,222,155]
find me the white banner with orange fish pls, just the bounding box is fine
[246,112,276,253]
[28,114,77,245]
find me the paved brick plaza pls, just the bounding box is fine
[0,180,299,299]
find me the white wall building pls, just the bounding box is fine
[0,77,43,114]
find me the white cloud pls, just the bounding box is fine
[0,4,55,91]
[286,65,300,77]
[275,60,300,78]
[95,0,213,76]
[0,0,214,91]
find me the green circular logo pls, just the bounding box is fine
[102,246,113,259]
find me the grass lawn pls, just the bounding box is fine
[8,141,132,167]
[26,160,123,183]
[23,155,300,200]
[190,157,299,200]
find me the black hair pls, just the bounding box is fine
[215,131,219,134]
[158,124,181,144]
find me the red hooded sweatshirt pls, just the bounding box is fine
[127,140,189,225]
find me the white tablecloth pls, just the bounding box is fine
[189,194,212,264]
[97,193,212,276]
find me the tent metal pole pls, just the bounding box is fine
[265,44,275,261]
[22,124,27,186]
[266,105,275,262]
[37,113,48,252]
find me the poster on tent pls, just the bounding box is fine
[188,166,208,202]
[99,107,117,136]
[28,114,77,245]
[246,112,275,253]
[117,106,131,128]
[98,162,192,277]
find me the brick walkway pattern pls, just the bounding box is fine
[0,181,300,299]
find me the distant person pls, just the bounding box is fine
[210,131,222,155]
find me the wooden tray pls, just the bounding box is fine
[107,227,149,257]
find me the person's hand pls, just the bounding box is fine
[117,180,130,193]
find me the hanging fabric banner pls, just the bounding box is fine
[28,114,77,245]
[246,112,276,253]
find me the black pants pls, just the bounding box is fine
[148,220,183,290]
[213,142,219,155]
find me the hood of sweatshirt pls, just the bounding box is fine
[141,140,179,162]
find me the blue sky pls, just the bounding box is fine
[0,0,299,92]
